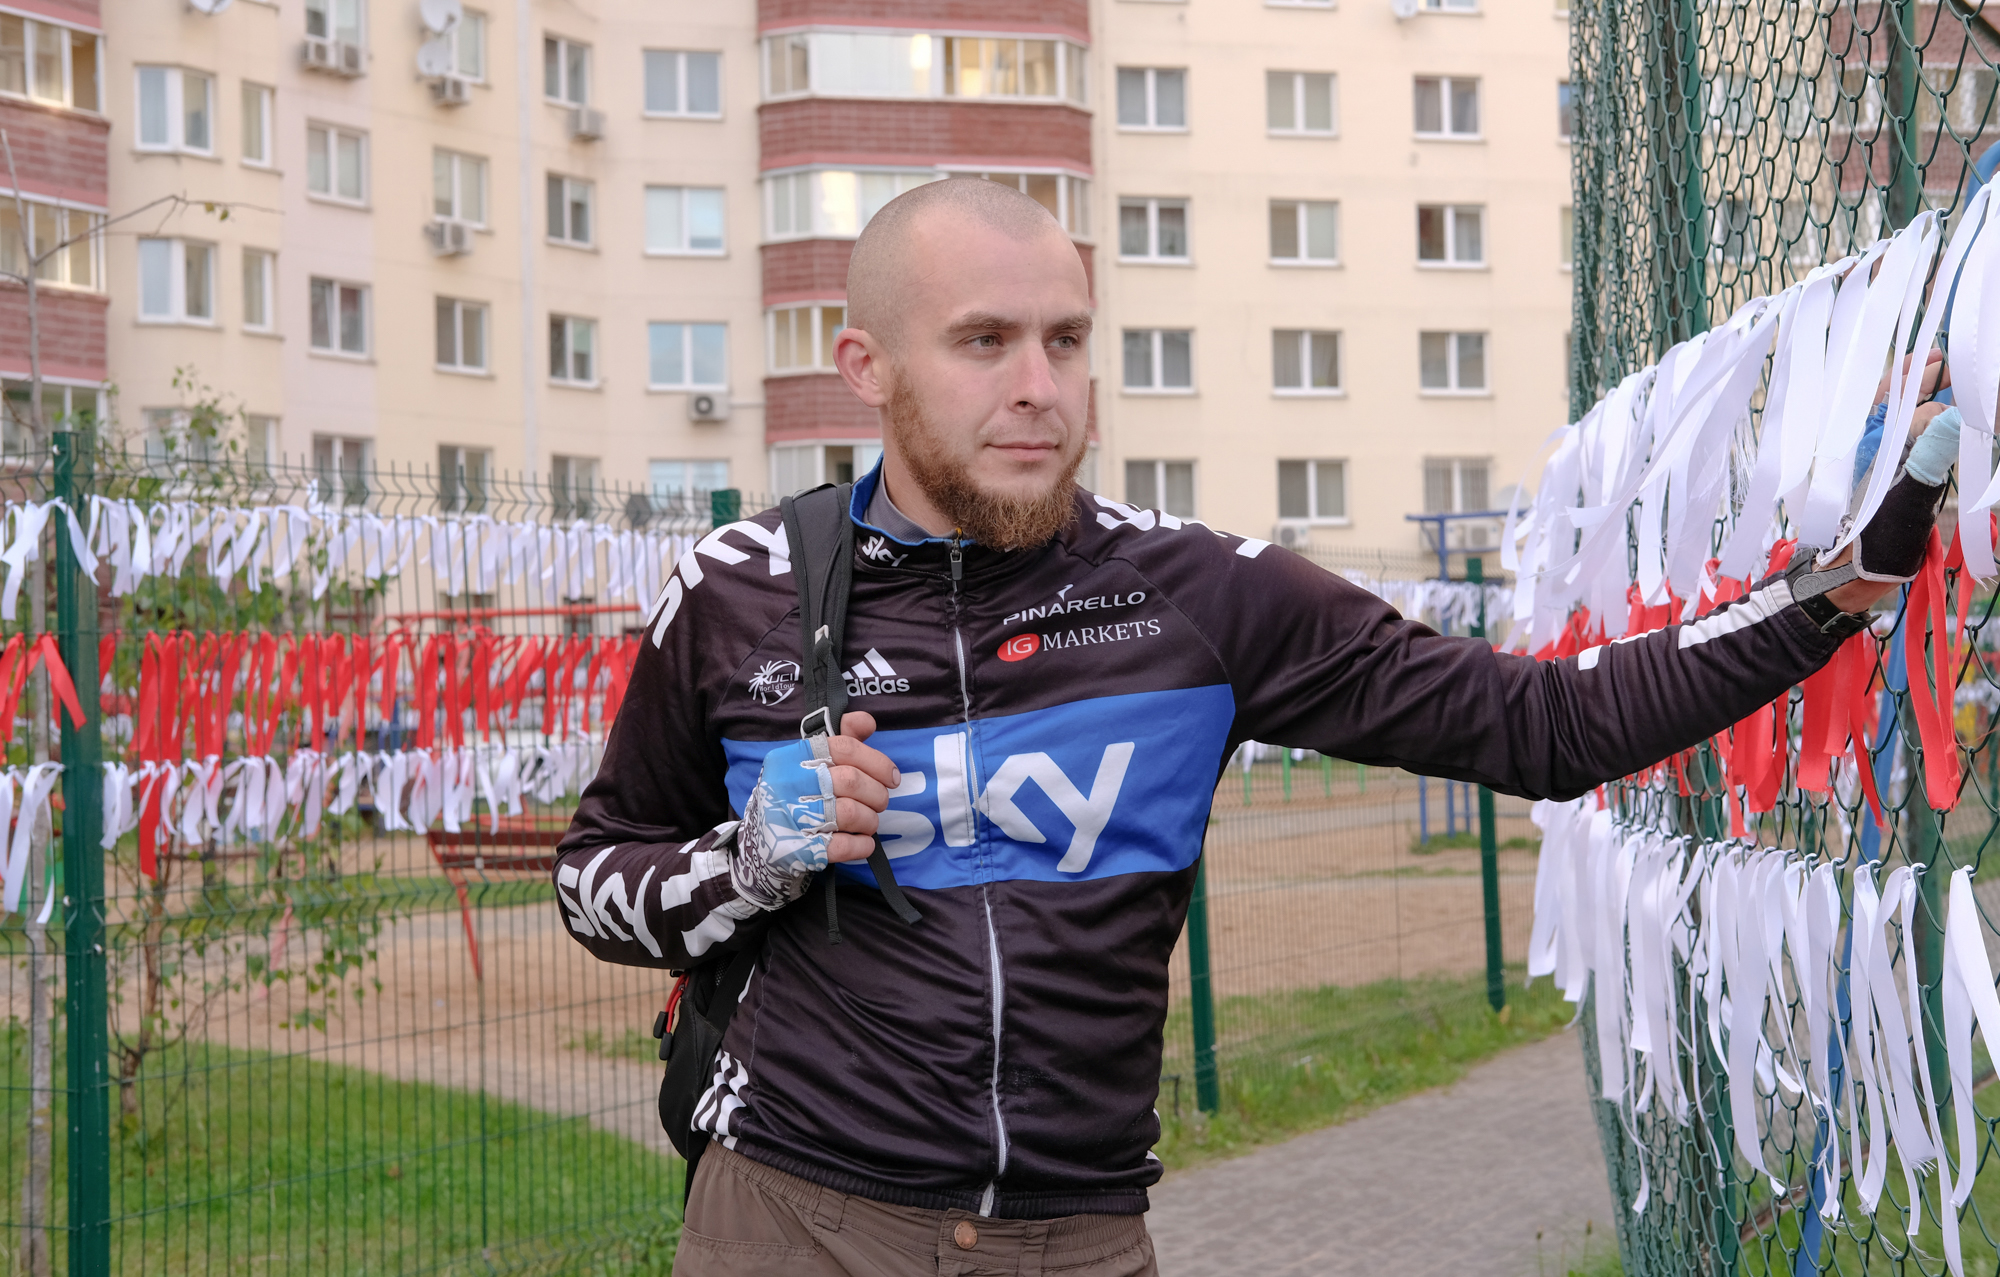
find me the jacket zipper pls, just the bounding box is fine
[950,536,1009,1218]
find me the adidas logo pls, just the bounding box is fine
[844,648,911,697]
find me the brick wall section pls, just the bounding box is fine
[762,240,855,304]
[761,100,1092,171]
[0,284,108,380]
[765,373,878,441]
[761,0,1086,38]
[0,100,109,203]
[22,0,100,27]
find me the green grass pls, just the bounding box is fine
[1410,831,1538,854]
[564,1027,663,1065]
[0,1026,678,1275]
[1152,967,1578,1172]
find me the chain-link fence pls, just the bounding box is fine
[1568,0,2000,1271]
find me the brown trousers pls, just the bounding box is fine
[672,1144,1159,1277]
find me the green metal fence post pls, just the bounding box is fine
[1281,750,1292,802]
[1187,857,1220,1113]
[55,429,110,1275]
[1883,0,1923,230]
[1468,558,1505,1013]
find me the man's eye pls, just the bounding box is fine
[972,334,999,348]
[1051,335,1078,350]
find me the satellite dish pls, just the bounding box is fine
[187,0,235,17]
[418,0,461,35]
[1390,0,1418,18]
[415,35,455,77]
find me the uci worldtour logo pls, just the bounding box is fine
[746,660,800,705]
[1002,582,1148,628]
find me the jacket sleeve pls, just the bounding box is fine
[551,588,771,971]
[1174,541,1840,802]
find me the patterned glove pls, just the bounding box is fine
[729,736,839,911]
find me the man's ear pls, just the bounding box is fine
[834,327,890,408]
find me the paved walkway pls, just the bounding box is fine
[1147,1029,1619,1277]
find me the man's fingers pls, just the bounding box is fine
[831,764,890,814]
[1875,349,1947,404]
[827,832,876,864]
[839,711,876,741]
[1911,401,1950,436]
[828,733,900,790]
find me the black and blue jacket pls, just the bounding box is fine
[555,468,1842,1219]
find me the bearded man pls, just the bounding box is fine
[555,178,1952,1276]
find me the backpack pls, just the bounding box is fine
[651,482,923,1200]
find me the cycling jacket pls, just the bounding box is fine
[554,467,1843,1220]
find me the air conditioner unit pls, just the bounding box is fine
[302,35,336,69]
[1418,518,1503,553]
[430,74,472,105]
[567,106,606,141]
[426,218,474,256]
[688,391,731,422]
[338,40,366,75]
[1272,522,1309,551]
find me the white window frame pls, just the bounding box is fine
[1124,459,1198,518]
[1117,197,1189,264]
[134,65,215,155]
[1115,66,1185,131]
[304,0,364,44]
[1267,0,1334,7]
[136,237,215,324]
[438,444,492,512]
[1121,328,1195,394]
[647,321,729,390]
[241,81,274,167]
[436,297,489,374]
[1419,331,1488,395]
[1413,75,1480,139]
[550,314,598,386]
[434,149,488,226]
[762,167,950,240]
[544,35,590,105]
[2,16,102,112]
[644,48,722,117]
[1272,329,1343,396]
[242,247,275,332]
[313,434,372,506]
[939,36,1082,103]
[1266,70,1337,136]
[547,173,594,247]
[1418,0,1480,12]
[2,193,104,291]
[1269,199,1339,266]
[308,276,370,357]
[1417,204,1485,267]
[767,303,845,375]
[1423,457,1492,514]
[762,32,1085,105]
[645,185,726,255]
[305,123,368,205]
[650,459,731,502]
[1277,459,1349,525]
[451,11,486,82]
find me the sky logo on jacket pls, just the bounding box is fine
[722,685,1234,888]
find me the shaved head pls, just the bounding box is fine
[847,178,1069,346]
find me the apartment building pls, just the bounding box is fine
[1093,0,1573,554]
[1,0,108,443]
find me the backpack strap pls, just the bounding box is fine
[779,485,923,935]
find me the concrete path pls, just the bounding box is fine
[1147,1029,1619,1277]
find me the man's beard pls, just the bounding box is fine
[886,378,1083,550]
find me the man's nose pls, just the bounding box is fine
[1012,345,1061,413]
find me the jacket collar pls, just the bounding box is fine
[846,462,1085,585]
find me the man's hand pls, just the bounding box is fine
[1822,350,1953,613]
[729,711,901,911]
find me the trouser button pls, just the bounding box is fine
[953,1221,978,1250]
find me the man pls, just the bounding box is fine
[555,178,1953,1276]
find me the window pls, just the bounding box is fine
[948,171,1090,237]
[649,322,727,388]
[1125,460,1196,518]
[544,36,589,105]
[1267,71,1335,135]
[135,66,214,153]
[0,17,100,110]
[242,248,274,330]
[769,304,844,373]
[436,298,488,372]
[1419,332,1487,392]
[1118,198,1188,262]
[1122,329,1193,392]
[1270,200,1339,264]
[4,380,100,446]
[137,238,214,322]
[313,434,370,506]
[765,169,933,239]
[433,150,487,225]
[451,11,486,80]
[1558,81,1574,139]
[645,186,725,254]
[438,445,490,513]
[645,49,721,115]
[1,198,102,289]
[241,82,273,165]
[1414,76,1479,137]
[309,277,368,355]
[1273,330,1341,393]
[550,316,597,385]
[550,455,599,520]
[246,415,278,469]
[1278,460,1346,523]
[943,38,1076,100]
[1559,206,1574,268]
[651,459,730,502]
[547,174,593,245]
[1423,458,1490,514]
[1420,0,1478,11]
[1116,67,1185,129]
[764,33,1084,103]
[305,0,362,43]
[1417,204,1484,265]
[305,124,367,203]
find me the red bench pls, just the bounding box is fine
[426,814,571,979]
